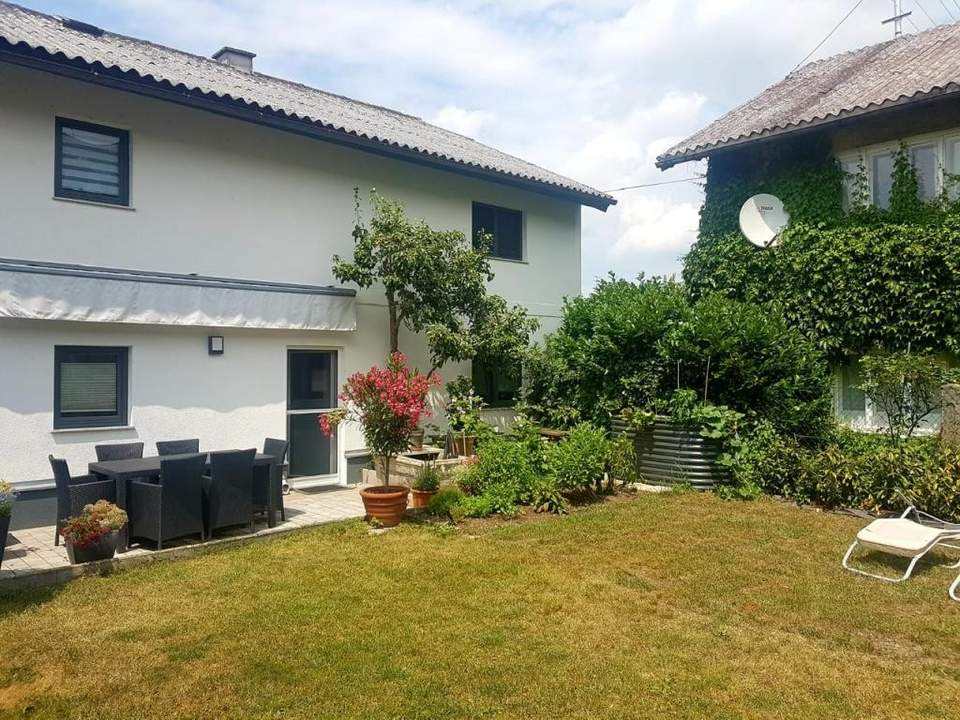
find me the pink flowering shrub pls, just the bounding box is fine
[320,352,439,485]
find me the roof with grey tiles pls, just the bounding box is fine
[0,1,613,209]
[657,22,960,169]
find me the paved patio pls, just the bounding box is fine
[0,486,365,590]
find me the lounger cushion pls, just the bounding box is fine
[857,518,950,555]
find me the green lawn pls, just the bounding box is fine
[0,493,958,719]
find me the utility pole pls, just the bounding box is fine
[882,0,912,37]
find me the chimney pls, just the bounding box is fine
[211,46,256,72]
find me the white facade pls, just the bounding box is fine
[0,63,585,487]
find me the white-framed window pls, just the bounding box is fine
[833,358,942,435]
[837,129,960,209]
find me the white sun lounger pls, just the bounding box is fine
[842,505,960,584]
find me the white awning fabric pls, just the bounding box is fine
[0,259,356,331]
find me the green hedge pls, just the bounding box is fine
[684,220,960,359]
[522,276,832,436]
[738,426,960,521]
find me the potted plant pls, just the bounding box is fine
[411,463,442,508]
[321,352,439,527]
[0,481,16,569]
[446,376,486,457]
[60,500,127,564]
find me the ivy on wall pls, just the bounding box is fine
[685,137,960,360]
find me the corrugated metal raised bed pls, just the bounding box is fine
[611,417,727,489]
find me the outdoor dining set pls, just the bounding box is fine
[48,438,289,552]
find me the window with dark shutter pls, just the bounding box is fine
[55,118,130,206]
[54,346,129,429]
[472,202,524,261]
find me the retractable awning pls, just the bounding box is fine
[0,258,356,331]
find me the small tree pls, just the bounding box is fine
[859,351,953,441]
[333,190,538,370]
[320,353,438,485]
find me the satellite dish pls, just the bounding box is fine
[739,194,789,248]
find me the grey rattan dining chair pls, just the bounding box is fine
[256,438,289,522]
[95,442,144,461]
[156,439,200,456]
[204,449,257,537]
[129,454,206,550]
[49,455,116,546]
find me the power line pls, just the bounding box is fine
[938,0,957,21]
[912,0,938,26]
[602,176,704,193]
[953,0,960,17]
[792,0,867,72]
[907,13,923,30]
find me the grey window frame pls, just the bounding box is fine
[54,346,129,429]
[54,117,130,206]
[472,202,524,261]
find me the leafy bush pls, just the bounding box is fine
[522,276,690,427]
[546,423,609,493]
[463,436,535,500]
[426,487,465,518]
[662,295,833,436]
[529,475,568,514]
[522,276,832,437]
[607,435,638,488]
[859,351,955,440]
[452,494,496,519]
[744,427,960,520]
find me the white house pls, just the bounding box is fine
[0,2,613,488]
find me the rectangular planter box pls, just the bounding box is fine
[371,447,469,486]
[612,417,727,490]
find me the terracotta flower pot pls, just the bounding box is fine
[410,488,437,509]
[359,485,410,527]
[452,434,477,457]
[66,531,118,565]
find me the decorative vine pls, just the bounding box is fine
[686,135,960,361]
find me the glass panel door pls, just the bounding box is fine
[287,350,338,478]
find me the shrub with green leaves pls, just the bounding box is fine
[546,423,609,494]
[529,475,568,515]
[607,435,638,489]
[522,276,832,437]
[454,436,536,516]
[426,487,465,518]
[743,427,960,521]
[859,351,955,441]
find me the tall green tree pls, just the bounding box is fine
[333,190,538,370]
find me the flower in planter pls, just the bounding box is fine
[0,481,16,520]
[60,501,128,548]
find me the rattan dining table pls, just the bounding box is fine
[89,452,281,552]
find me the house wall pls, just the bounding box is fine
[0,63,584,486]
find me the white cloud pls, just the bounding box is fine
[429,106,496,138]
[611,195,700,255]
[36,0,938,288]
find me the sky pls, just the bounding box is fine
[21,0,960,292]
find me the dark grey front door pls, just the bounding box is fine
[286,350,338,478]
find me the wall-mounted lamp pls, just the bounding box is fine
[208,335,225,355]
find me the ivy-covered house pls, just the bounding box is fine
[656,22,960,432]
